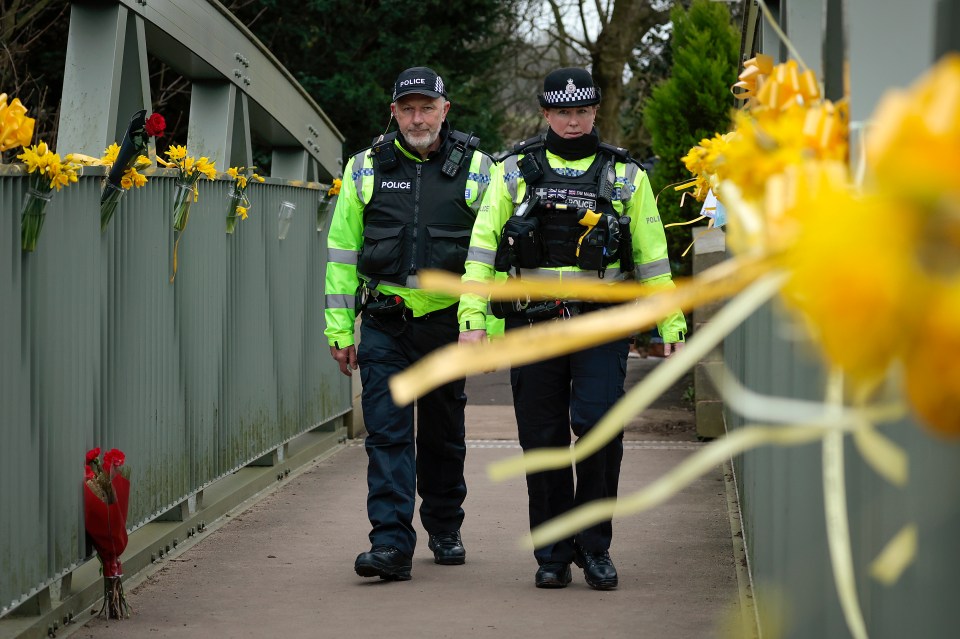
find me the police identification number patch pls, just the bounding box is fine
[464,188,472,199]
[380,180,412,193]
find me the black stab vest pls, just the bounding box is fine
[526,147,617,267]
[356,130,477,286]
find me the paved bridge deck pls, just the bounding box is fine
[74,361,745,639]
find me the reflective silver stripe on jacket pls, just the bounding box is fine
[619,163,639,202]
[471,153,495,211]
[636,259,671,280]
[515,267,622,280]
[351,150,372,204]
[325,294,354,309]
[466,246,496,266]
[328,248,358,265]
[502,155,521,202]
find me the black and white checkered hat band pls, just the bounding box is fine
[542,86,597,104]
[434,76,445,95]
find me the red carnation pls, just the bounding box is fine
[145,113,166,138]
[86,447,101,464]
[103,448,125,469]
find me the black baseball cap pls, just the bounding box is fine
[538,67,601,108]
[393,66,447,101]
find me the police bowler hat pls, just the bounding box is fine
[538,67,601,108]
[393,66,447,101]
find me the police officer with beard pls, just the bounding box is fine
[458,68,686,590]
[325,67,493,581]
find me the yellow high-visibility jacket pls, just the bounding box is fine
[457,148,687,343]
[324,132,494,348]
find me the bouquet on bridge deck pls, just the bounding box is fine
[84,447,132,619]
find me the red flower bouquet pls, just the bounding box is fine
[84,447,132,618]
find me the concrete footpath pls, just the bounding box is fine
[73,359,746,639]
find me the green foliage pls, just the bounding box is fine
[231,0,514,161]
[642,0,739,273]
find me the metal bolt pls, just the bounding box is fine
[150,553,156,563]
[284,469,290,476]
[173,538,179,547]
[165,544,171,553]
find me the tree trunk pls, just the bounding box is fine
[590,1,659,146]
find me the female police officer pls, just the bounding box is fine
[457,68,686,590]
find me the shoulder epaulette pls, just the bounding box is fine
[495,134,545,163]
[449,130,481,150]
[598,142,643,168]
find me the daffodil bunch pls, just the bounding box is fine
[17,142,80,191]
[0,93,35,153]
[225,166,264,234]
[157,145,216,233]
[16,141,81,251]
[101,143,150,190]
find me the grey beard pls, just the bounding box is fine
[404,129,439,153]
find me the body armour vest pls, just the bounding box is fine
[526,147,618,268]
[356,131,477,286]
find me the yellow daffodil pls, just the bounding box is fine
[101,143,121,165]
[165,145,188,161]
[0,93,35,151]
[119,167,148,190]
[16,142,80,192]
[225,166,263,233]
[328,178,342,197]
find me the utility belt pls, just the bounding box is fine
[356,281,455,322]
[490,298,610,322]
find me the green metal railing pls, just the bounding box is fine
[726,1,960,637]
[0,168,348,616]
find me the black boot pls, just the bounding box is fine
[534,562,572,588]
[428,531,466,565]
[355,545,412,581]
[574,544,618,590]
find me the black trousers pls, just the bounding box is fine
[357,305,467,557]
[508,319,629,564]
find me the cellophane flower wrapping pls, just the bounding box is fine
[20,187,51,252]
[84,447,132,619]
